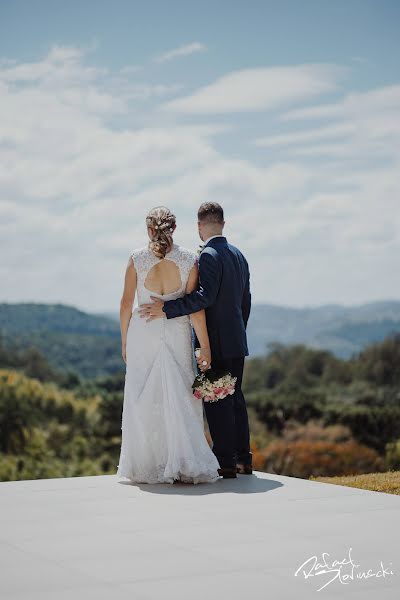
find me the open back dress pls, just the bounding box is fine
[116,242,220,484]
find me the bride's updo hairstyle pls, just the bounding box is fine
[146,206,176,259]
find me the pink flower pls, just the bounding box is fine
[193,389,203,400]
[214,387,224,395]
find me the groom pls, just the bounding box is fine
[139,202,252,479]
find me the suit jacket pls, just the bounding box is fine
[163,236,251,360]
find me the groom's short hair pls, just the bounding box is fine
[198,202,224,224]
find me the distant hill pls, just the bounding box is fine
[245,301,400,358]
[1,300,399,378]
[0,303,121,379]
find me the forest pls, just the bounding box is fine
[0,331,399,482]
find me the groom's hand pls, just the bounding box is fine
[138,297,165,321]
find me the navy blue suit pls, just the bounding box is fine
[163,236,252,469]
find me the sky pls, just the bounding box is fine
[0,0,399,312]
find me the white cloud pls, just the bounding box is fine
[118,65,143,75]
[153,42,206,64]
[0,45,399,310]
[351,56,369,64]
[162,63,348,114]
[281,84,400,122]
[254,122,355,147]
[258,85,400,167]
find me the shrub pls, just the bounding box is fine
[255,439,384,478]
[385,439,400,471]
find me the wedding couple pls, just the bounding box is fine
[116,202,252,484]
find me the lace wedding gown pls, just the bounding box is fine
[116,243,220,484]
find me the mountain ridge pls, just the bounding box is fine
[1,300,399,377]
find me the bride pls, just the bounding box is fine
[116,206,220,484]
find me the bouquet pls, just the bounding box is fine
[192,368,237,402]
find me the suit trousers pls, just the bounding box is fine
[203,356,252,469]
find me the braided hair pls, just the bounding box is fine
[146,206,176,259]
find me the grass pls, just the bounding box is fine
[309,471,400,496]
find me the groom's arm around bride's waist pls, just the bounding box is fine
[163,250,222,319]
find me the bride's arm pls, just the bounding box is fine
[185,262,211,370]
[120,256,137,363]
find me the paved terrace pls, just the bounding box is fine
[0,470,398,599]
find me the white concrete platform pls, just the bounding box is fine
[0,470,399,599]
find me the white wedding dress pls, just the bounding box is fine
[116,243,220,484]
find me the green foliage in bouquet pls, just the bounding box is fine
[192,368,237,402]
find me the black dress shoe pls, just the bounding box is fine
[218,467,237,478]
[236,463,253,474]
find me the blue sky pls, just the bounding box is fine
[1,0,399,311]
